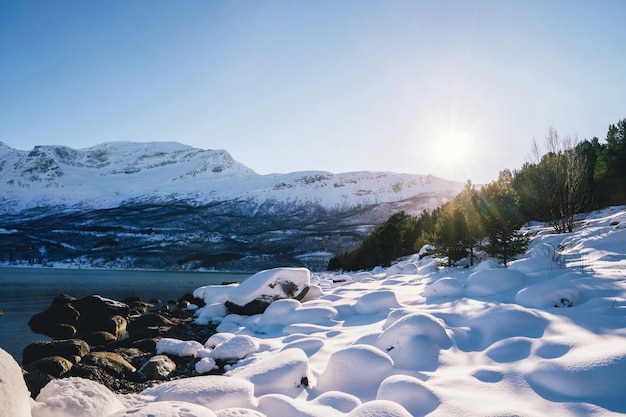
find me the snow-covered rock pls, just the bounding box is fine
[224,268,311,315]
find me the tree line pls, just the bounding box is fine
[328,117,626,271]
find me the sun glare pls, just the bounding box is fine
[426,126,476,180]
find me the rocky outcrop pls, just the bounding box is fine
[22,293,215,397]
[28,294,129,341]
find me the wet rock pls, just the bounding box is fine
[84,331,117,346]
[81,351,137,380]
[139,355,177,380]
[127,313,173,339]
[48,323,78,339]
[28,304,80,336]
[25,355,73,378]
[23,368,54,398]
[73,295,130,334]
[23,339,90,366]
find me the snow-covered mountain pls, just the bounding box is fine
[0,141,463,270]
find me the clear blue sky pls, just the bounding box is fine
[1,1,625,183]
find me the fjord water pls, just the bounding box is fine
[0,267,250,363]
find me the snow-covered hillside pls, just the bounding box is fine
[0,141,462,270]
[0,141,460,213]
[2,206,625,416]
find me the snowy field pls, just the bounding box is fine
[2,206,626,417]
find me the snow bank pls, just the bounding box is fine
[19,207,626,417]
[140,376,257,410]
[32,377,125,417]
[229,348,310,397]
[0,348,32,417]
[108,401,217,417]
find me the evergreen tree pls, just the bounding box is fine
[479,172,528,265]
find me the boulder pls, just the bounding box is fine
[28,303,80,337]
[84,331,118,346]
[101,315,128,340]
[224,268,310,315]
[72,295,130,334]
[81,351,137,380]
[138,355,177,380]
[22,339,90,366]
[25,355,74,378]
[127,313,173,339]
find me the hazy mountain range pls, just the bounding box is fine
[0,141,463,270]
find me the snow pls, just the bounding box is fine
[156,338,205,357]
[0,141,462,214]
[3,206,626,416]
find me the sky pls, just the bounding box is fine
[1,0,625,184]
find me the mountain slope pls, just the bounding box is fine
[0,141,463,270]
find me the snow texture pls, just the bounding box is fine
[6,206,626,416]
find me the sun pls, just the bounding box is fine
[426,126,476,180]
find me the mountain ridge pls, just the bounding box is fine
[0,141,463,270]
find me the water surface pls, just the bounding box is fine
[0,267,250,363]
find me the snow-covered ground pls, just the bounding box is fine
[2,206,626,417]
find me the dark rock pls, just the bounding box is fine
[178,293,196,303]
[122,296,142,304]
[25,355,73,378]
[127,313,173,339]
[23,339,90,366]
[83,331,117,346]
[225,299,273,316]
[114,347,153,369]
[67,364,149,395]
[102,315,127,340]
[72,295,130,334]
[28,304,80,336]
[132,338,159,353]
[51,293,76,307]
[81,351,137,380]
[138,355,177,380]
[48,323,78,339]
[0,308,3,317]
[23,368,54,398]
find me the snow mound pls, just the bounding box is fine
[107,401,217,417]
[256,299,337,332]
[311,391,362,413]
[347,400,413,417]
[516,281,582,308]
[424,276,464,298]
[140,376,257,410]
[376,375,440,416]
[156,338,204,357]
[0,348,32,417]
[465,268,526,296]
[376,312,452,370]
[210,335,260,362]
[316,345,395,400]
[229,348,310,397]
[32,377,124,417]
[352,290,402,314]
[214,409,267,417]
